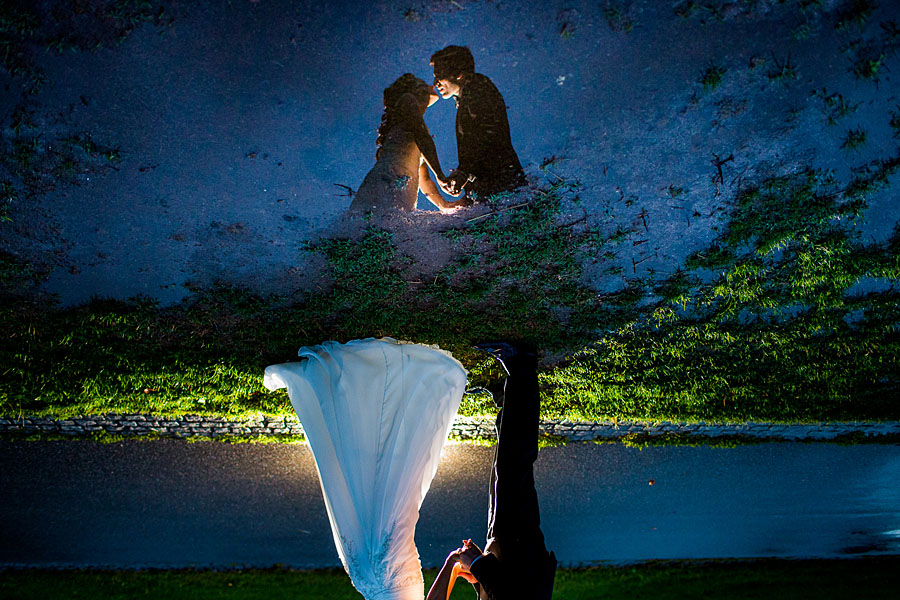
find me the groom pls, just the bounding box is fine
[427,343,557,600]
[430,45,526,201]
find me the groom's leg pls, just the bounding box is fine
[486,355,545,551]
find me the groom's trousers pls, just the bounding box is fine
[470,354,556,599]
[486,355,544,549]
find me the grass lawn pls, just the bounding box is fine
[2,163,899,425]
[1,558,899,599]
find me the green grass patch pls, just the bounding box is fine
[603,6,634,33]
[890,106,900,137]
[767,52,798,83]
[851,51,886,81]
[2,558,900,599]
[841,126,868,151]
[699,63,726,91]
[813,88,859,125]
[0,182,612,421]
[835,0,877,32]
[2,157,899,423]
[543,164,900,422]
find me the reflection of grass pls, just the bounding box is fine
[667,185,686,198]
[0,180,15,222]
[891,107,900,137]
[813,88,858,125]
[2,558,900,599]
[0,182,614,420]
[768,53,798,83]
[851,51,886,82]
[699,64,726,91]
[0,2,162,221]
[3,159,900,423]
[841,126,867,151]
[1,130,122,197]
[546,159,900,421]
[603,6,634,33]
[835,0,876,32]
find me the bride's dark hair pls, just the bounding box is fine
[375,73,432,159]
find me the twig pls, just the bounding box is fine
[710,153,734,197]
[333,183,355,197]
[632,255,653,272]
[638,207,649,232]
[544,169,564,182]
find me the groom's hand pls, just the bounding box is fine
[457,540,484,570]
[445,170,472,197]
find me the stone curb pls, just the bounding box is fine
[1,415,899,442]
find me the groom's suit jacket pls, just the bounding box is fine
[456,73,525,198]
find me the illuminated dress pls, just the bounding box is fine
[350,115,423,212]
[263,338,467,600]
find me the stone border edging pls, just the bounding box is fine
[1,415,899,441]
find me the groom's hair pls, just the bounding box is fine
[430,45,475,79]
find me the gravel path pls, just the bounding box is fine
[3,414,899,442]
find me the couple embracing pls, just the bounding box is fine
[350,46,526,214]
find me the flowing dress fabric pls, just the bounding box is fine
[263,339,467,600]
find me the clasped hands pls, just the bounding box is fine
[439,171,475,197]
[447,539,482,584]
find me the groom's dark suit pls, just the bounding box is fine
[467,353,557,600]
[455,73,525,199]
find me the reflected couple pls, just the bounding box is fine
[350,46,525,214]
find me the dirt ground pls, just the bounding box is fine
[2,0,899,306]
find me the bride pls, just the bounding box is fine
[264,338,469,599]
[350,74,468,213]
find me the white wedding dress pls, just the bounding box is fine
[263,338,467,600]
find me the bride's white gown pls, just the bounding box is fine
[263,338,467,600]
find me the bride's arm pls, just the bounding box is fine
[397,95,446,184]
[425,552,460,600]
[419,161,458,212]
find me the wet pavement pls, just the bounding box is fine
[1,439,898,568]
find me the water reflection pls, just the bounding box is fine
[534,442,900,564]
[1,440,898,568]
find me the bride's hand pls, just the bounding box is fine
[443,171,471,197]
[457,540,483,570]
